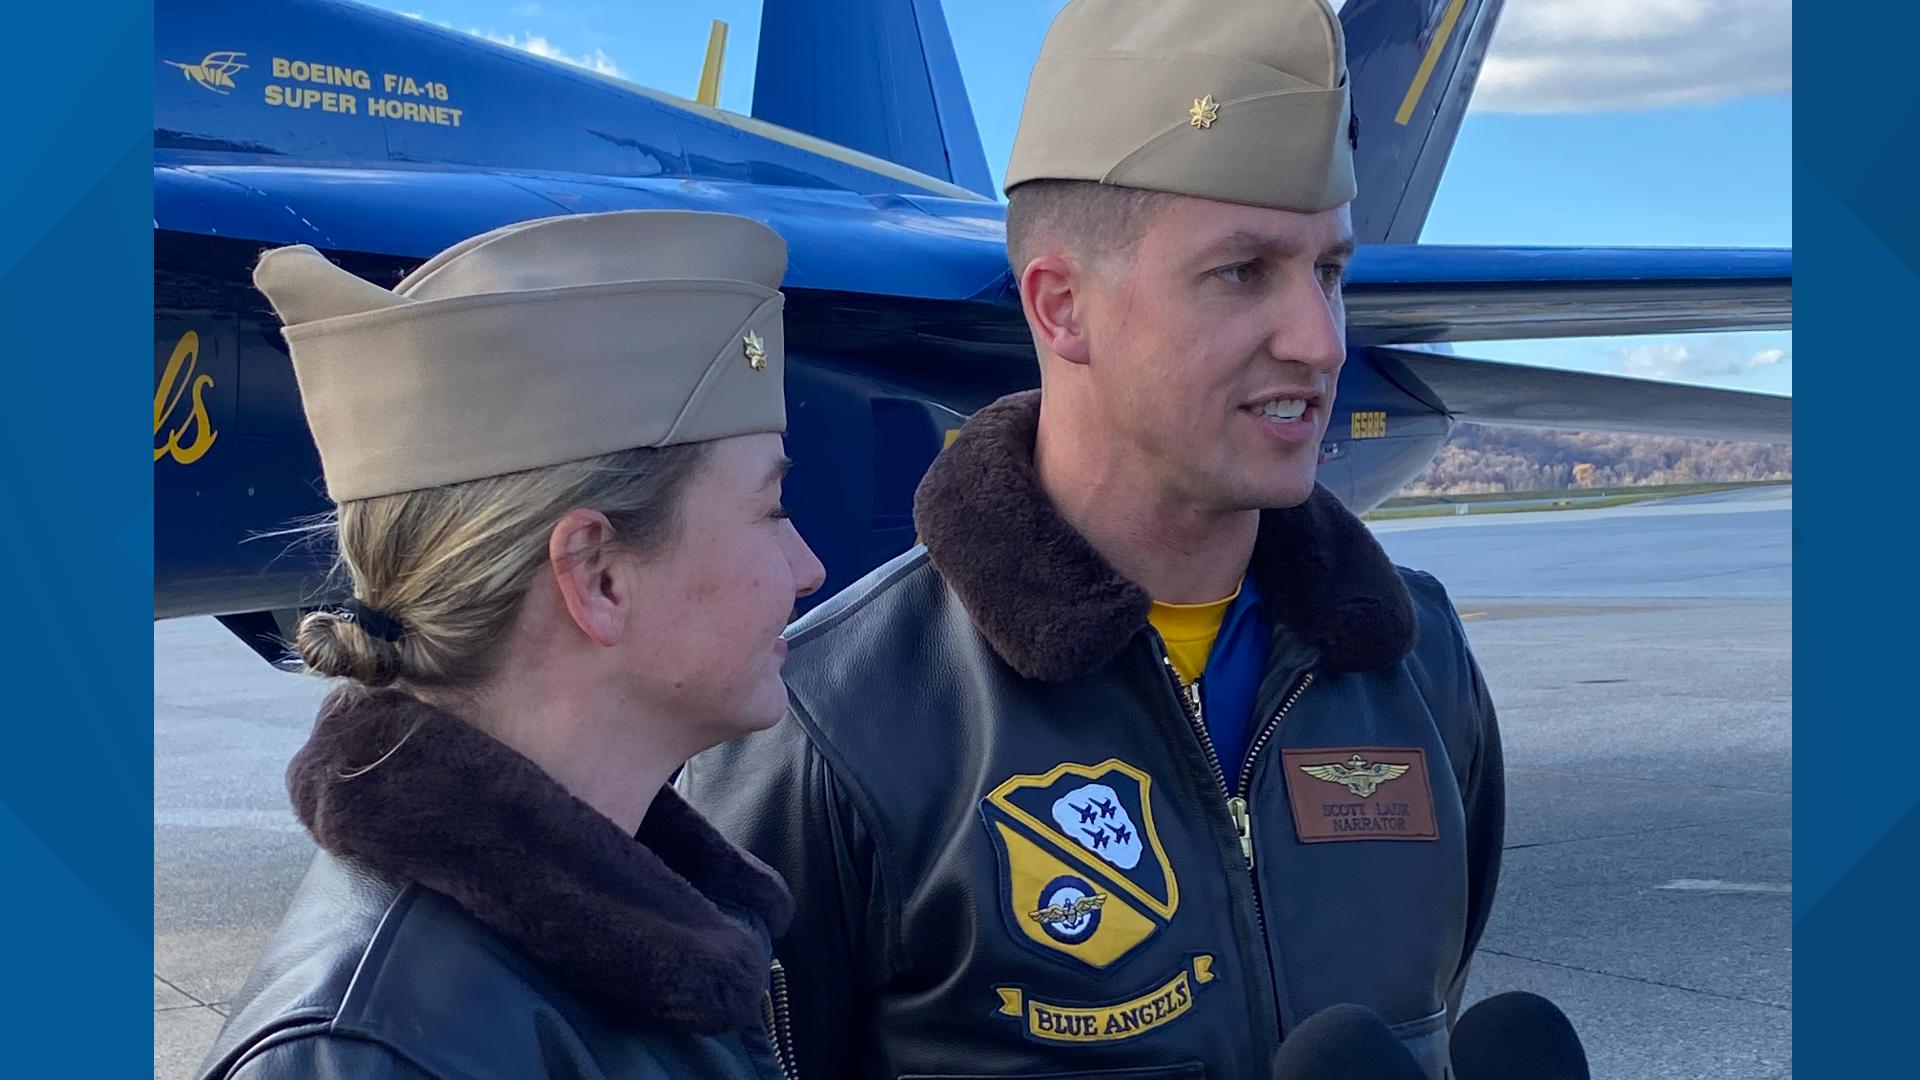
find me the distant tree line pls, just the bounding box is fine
[1400,424,1794,495]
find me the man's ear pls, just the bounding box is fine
[1019,252,1093,366]
[547,509,624,648]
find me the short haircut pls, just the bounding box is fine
[1004,179,1176,275]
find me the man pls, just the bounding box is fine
[679,1,1503,1076]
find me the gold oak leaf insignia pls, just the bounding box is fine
[1189,94,1220,130]
[742,330,767,371]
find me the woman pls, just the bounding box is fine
[197,210,826,1080]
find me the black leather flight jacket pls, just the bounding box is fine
[199,689,800,1080]
[198,854,797,1080]
[682,562,1502,1080]
[680,394,1504,1080]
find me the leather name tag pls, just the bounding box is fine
[1280,746,1439,843]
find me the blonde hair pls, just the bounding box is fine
[294,444,709,688]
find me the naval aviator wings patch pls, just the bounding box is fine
[979,759,1180,970]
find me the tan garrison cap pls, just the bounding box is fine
[1004,0,1355,212]
[253,211,788,502]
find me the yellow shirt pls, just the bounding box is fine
[1148,587,1240,686]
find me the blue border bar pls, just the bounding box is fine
[1793,5,1914,1076]
[0,2,153,1071]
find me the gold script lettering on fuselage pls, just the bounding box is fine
[155,330,218,465]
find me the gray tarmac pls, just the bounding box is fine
[1383,484,1792,1078]
[153,486,1792,1078]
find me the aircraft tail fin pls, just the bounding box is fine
[1342,0,1508,244]
[752,0,994,198]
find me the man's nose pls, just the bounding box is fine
[1267,278,1346,374]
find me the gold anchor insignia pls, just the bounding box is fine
[742,330,767,371]
[1299,754,1412,798]
[1189,94,1220,130]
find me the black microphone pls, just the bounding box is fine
[1450,991,1590,1080]
[1270,1003,1428,1080]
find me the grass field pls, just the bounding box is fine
[1361,480,1790,522]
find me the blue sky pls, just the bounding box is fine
[383,0,1793,397]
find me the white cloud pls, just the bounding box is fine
[395,11,620,78]
[478,30,621,77]
[1616,340,1791,380]
[1471,0,1791,113]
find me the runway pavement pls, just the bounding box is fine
[153,486,1792,1078]
[1383,484,1791,1078]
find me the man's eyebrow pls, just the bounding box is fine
[1192,230,1278,262]
[1191,230,1358,263]
[764,457,793,487]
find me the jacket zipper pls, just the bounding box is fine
[1161,658,1243,852]
[1162,652,1314,1036]
[761,958,798,1080]
[1162,659,1316,863]
[1236,672,1317,832]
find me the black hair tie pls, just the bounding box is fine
[338,599,406,643]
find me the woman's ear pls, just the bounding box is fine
[547,509,625,647]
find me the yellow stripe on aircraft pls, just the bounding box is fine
[1395,0,1469,126]
[574,63,986,201]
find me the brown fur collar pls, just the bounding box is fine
[286,687,794,1034]
[913,390,1416,680]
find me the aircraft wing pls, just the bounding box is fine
[1343,245,1792,345]
[152,159,1016,301]
[1370,346,1791,445]
[157,160,1792,446]
[1345,246,1792,446]
[155,161,1790,343]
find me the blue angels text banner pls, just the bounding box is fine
[1795,5,1917,1075]
[0,1,153,1070]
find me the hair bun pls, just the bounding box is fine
[296,608,402,687]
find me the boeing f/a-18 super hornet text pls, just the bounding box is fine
[153,0,1791,663]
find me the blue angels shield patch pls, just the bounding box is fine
[980,759,1180,969]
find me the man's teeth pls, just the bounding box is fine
[1259,399,1308,421]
